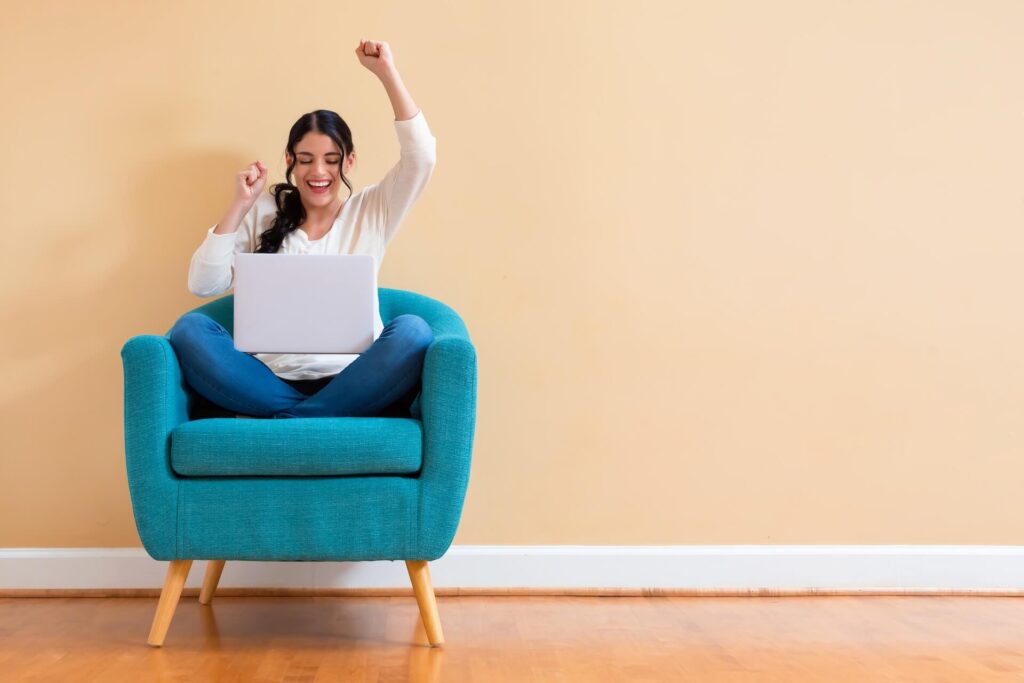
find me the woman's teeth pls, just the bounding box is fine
[308,180,331,193]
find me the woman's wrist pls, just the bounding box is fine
[214,202,249,234]
[378,69,418,121]
[376,63,400,84]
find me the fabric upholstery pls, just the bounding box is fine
[120,287,477,562]
[170,417,424,477]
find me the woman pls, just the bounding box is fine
[169,39,437,419]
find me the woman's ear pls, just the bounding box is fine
[347,151,357,173]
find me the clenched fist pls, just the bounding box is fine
[235,160,267,208]
[355,39,396,78]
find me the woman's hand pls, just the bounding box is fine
[355,39,396,79]
[234,160,267,209]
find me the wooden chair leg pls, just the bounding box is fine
[199,560,226,605]
[148,559,193,647]
[405,560,444,647]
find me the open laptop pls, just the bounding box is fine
[232,253,376,354]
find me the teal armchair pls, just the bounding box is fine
[120,288,477,647]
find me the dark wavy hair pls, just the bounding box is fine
[256,110,356,253]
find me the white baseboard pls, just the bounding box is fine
[1,546,1023,593]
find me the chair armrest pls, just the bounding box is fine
[120,334,190,560]
[416,332,478,559]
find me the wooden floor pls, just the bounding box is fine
[2,595,1023,681]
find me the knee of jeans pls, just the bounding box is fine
[392,314,434,350]
[169,312,215,348]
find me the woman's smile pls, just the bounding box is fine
[307,178,333,194]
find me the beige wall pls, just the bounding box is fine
[2,1,1022,547]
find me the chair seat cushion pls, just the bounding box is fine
[170,417,423,477]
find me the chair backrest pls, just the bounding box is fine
[167,287,471,341]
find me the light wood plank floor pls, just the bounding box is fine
[2,595,1023,681]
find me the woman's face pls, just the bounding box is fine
[286,131,356,208]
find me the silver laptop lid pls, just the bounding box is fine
[233,253,376,354]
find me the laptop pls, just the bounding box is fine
[232,253,376,354]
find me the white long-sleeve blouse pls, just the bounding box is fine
[186,109,437,380]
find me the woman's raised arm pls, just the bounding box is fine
[355,40,437,246]
[355,39,419,122]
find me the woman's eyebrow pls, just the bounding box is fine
[295,151,342,156]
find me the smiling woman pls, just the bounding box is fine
[293,145,346,203]
[173,39,439,418]
[255,109,358,251]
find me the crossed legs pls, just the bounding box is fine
[168,312,432,418]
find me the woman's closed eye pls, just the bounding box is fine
[300,160,340,165]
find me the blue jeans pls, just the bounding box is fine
[167,312,433,419]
